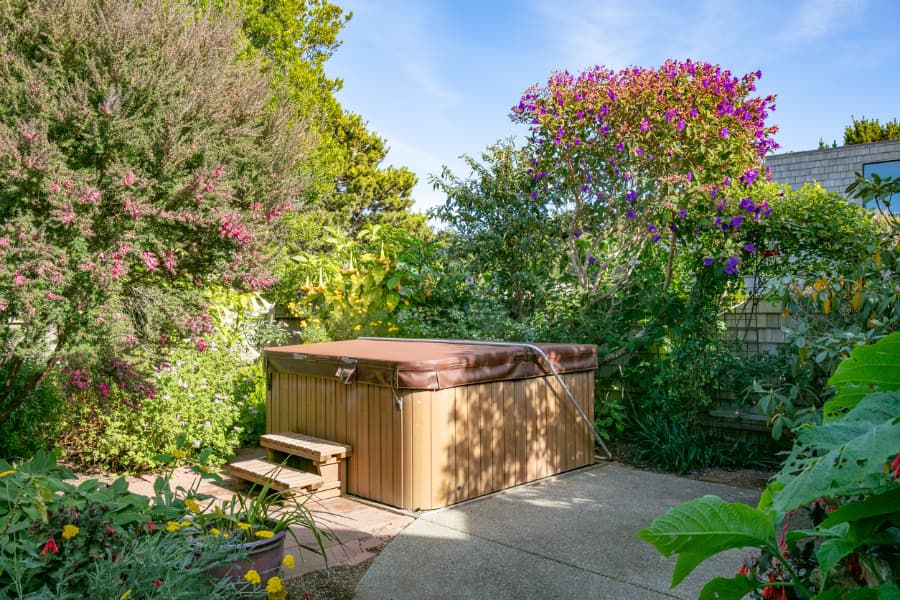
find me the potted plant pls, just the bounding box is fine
[152,441,333,590]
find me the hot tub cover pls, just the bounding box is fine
[264,339,597,391]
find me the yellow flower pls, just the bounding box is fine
[243,569,261,585]
[267,576,285,599]
[0,469,14,478]
[62,524,79,540]
[184,498,201,514]
[254,530,275,539]
[282,554,295,570]
[119,591,132,600]
[171,450,186,460]
[179,521,192,527]
[166,521,181,532]
[237,522,251,531]
[209,527,220,538]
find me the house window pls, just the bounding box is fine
[861,160,900,208]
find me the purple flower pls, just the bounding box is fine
[679,209,687,218]
[616,141,625,152]
[690,107,698,117]
[744,242,757,254]
[576,109,584,119]
[741,169,758,187]
[626,210,635,220]
[648,223,657,233]
[635,148,644,157]
[640,117,651,132]
[652,234,661,243]
[724,256,741,275]
[626,190,637,202]
[685,171,692,182]
[588,256,597,265]
[677,120,686,131]
[703,257,714,267]
[530,192,539,200]
[720,127,729,139]
[465,277,474,285]
[731,215,744,229]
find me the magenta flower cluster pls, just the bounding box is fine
[511,59,778,276]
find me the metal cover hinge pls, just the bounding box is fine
[335,357,357,384]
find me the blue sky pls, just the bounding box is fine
[325,0,900,213]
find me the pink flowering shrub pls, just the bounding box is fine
[511,59,779,296]
[0,0,313,428]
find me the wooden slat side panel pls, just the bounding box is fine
[368,385,383,504]
[287,374,296,432]
[379,387,394,507]
[411,391,432,510]
[401,389,414,510]
[335,382,348,445]
[500,380,516,489]
[393,391,403,508]
[526,377,539,482]
[514,379,527,486]
[453,386,469,503]
[266,374,273,433]
[315,377,327,438]
[346,383,359,496]
[326,379,336,442]
[356,383,370,500]
[559,373,584,471]
[429,387,454,508]
[490,381,504,493]
[547,373,562,475]
[538,375,550,479]
[588,372,596,464]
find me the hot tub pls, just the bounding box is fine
[263,338,597,510]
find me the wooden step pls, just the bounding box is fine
[261,432,352,462]
[228,458,324,493]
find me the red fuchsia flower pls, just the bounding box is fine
[778,516,791,558]
[154,580,163,588]
[105,524,116,535]
[146,521,156,533]
[738,560,750,575]
[891,453,900,480]
[41,537,59,555]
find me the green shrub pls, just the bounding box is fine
[638,332,900,598]
[629,413,777,474]
[58,337,265,471]
[0,363,64,460]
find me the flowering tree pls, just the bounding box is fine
[0,0,313,426]
[510,59,779,298]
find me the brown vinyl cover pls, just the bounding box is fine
[264,339,597,391]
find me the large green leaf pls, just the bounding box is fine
[772,393,900,513]
[636,495,775,587]
[699,575,767,600]
[820,487,900,528]
[825,332,900,420]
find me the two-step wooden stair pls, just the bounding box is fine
[228,433,352,501]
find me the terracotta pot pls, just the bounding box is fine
[208,528,286,588]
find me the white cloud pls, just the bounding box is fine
[783,0,866,41]
[405,59,463,108]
